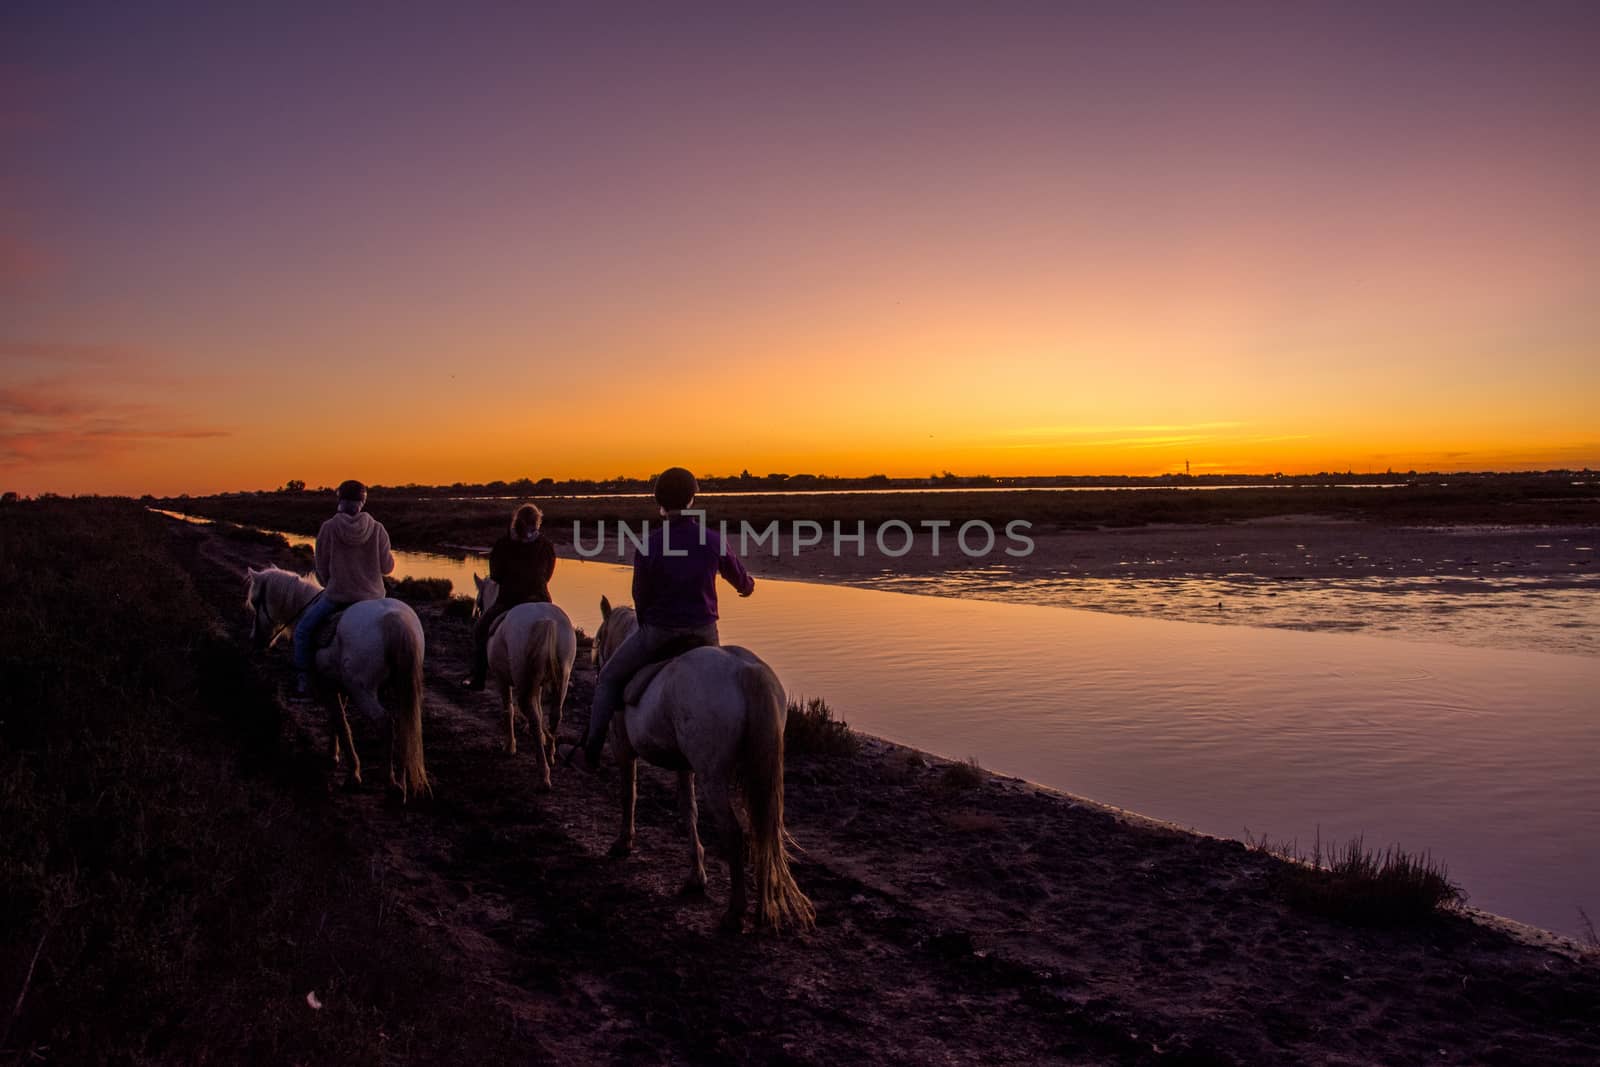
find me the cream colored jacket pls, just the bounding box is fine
[314,511,395,602]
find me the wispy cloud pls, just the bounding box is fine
[999,424,1255,450]
[1007,421,1246,438]
[0,343,229,474]
[0,340,156,369]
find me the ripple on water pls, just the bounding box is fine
[850,570,1600,658]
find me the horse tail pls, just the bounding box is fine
[525,618,562,718]
[737,662,815,931]
[382,611,431,799]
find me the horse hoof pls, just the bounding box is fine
[678,878,707,898]
[717,912,744,935]
[340,776,363,793]
[607,838,633,859]
[535,778,552,793]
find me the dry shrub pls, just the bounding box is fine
[785,697,860,757]
[1252,831,1464,925]
[385,575,453,602]
[935,758,987,794]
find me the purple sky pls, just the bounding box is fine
[3,3,1596,492]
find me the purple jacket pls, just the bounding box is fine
[632,515,755,628]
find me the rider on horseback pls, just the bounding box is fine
[461,503,557,690]
[293,479,396,695]
[572,466,755,771]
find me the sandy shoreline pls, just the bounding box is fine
[154,513,1600,1064]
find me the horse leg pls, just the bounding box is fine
[344,689,392,790]
[333,693,362,788]
[608,753,637,858]
[678,770,707,896]
[700,776,746,932]
[499,679,516,755]
[527,685,551,791]
[546,673,569,765]
[325,696,343,785]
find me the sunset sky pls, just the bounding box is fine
[3,3,1596,495]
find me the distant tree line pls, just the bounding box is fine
[177,468,1597,501]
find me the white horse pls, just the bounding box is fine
[471,575,576,789]
[246,565,430,801]
[592,596,814,932]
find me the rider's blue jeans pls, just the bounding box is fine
[292,593,340,676]
[586,621,719,753]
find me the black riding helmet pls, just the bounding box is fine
[653,467,697,511]
[336,479,367,503]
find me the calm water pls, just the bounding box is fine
[199,515,1600,938]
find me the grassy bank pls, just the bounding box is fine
[0,501,514,1063]
[6,501,1597,1063]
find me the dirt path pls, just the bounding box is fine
[172,519,1600,1066]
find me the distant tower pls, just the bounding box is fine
[1185,459,1190,477]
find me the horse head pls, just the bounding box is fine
[246,567,275,650]
[472,572,497,618]
[592,595,635,669]
[245,565,318,650]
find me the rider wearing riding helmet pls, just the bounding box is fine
[461,502,557,690]
[293,479,395,695]
[573,466,755,770]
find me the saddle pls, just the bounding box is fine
[312,606,348,650]
[621,633,714,706]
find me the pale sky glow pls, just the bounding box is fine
[2,3,1596,494]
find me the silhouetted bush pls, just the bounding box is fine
[1255,832,1464,925]
[784,697,859,756]
[935,757,987,794]
[385,575,453,602]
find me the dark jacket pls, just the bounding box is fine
[489,533,556,605]
[632,514,754,629]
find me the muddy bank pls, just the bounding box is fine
[158,510,1599,1065]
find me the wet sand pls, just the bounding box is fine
[747,518,1598,583]
[171,517,1600,1065]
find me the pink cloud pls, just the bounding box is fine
[0,352,230,472]
[0,340,155,366]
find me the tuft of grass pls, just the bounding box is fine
[385,575,453,602]
[936,757,987,794]
[1253,831,1464,925]
[784,697,860,757]
[442,594,477,620]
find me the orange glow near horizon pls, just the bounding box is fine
[3,7,1596,496]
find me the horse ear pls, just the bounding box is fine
[247,566,260,577]
[600,595,611,619]
[473,573,484,590]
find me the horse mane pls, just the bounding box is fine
[249,564,322,618]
